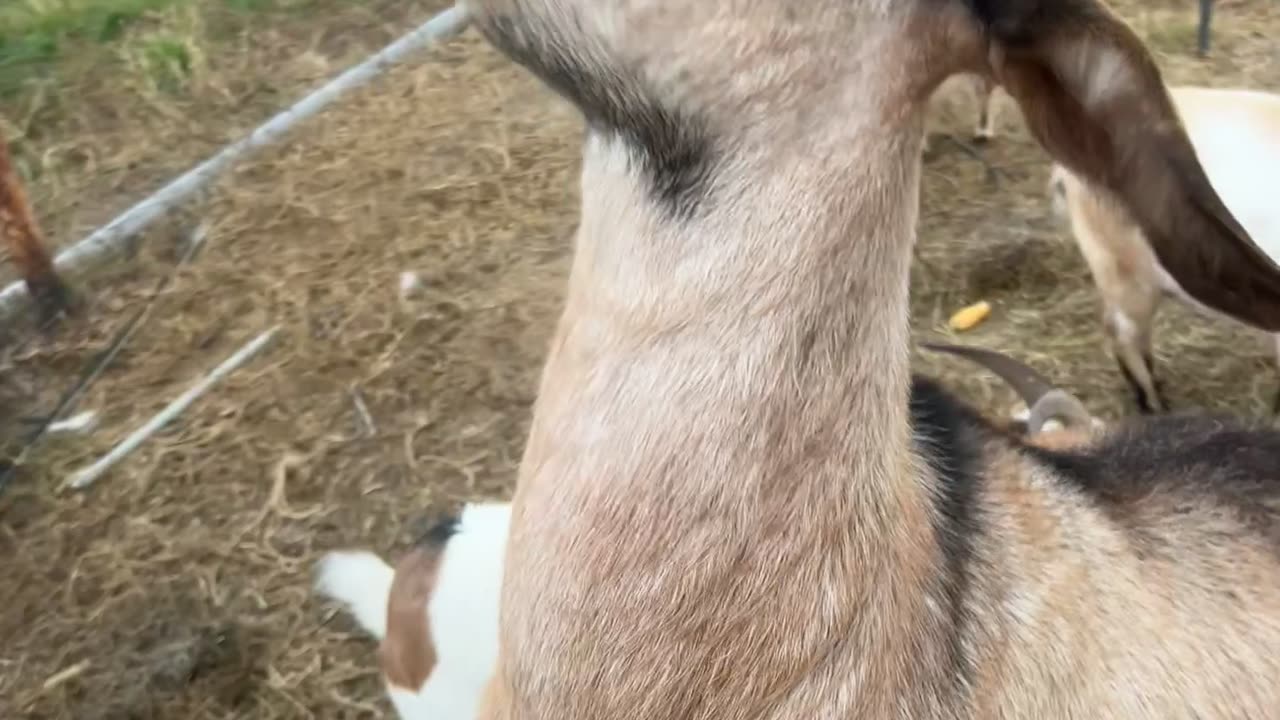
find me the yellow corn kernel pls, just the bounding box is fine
[948,300,991,332]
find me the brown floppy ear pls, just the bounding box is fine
[979,0,1280,331]
[379,515,458,693]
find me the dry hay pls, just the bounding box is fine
[2,0,1280,717]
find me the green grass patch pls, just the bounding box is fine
[135,34,193,91]
[0,0,182,60]
[0,0,329,98]
[1,0,189,96]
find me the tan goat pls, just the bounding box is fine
[1049,85,1280,413]
[1,139,70,324]
[314,347,1093,719]
[452,0,1280,716]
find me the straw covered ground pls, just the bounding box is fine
[2,0,1280,717]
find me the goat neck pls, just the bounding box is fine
[465,0,1280,717]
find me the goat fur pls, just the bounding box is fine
[0,139,69,322]
[409,0,1280,716]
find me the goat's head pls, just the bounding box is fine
[463,0,1280,330]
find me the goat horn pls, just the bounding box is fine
[1025,389,1094,435]
[920,341,1092,432]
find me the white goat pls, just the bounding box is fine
[315,502,509,720]
[323,0,1280,716]
[1049,85,1280,412]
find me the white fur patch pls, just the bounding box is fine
[315,550,396,640]
[412,502,511,719]
[1039,418,1066,434]
[1172,88,1280,265]
[1109,309,1139,346]
[314,503,512,720]
[1081,45,1134,111]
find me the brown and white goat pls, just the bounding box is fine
[315,502,509,719]
[1048,85,1280,413]
[454,0,1280,716]
[1,140,69,323]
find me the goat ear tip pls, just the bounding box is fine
[412,512,462,549]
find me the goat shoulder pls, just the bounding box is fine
[913,378,1280,716]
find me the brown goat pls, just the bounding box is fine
[1,139,70,323]
[459,0,1280,717]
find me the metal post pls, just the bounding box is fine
[1198,0,1214,57]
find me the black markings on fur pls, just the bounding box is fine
[477,12,715,218]
[910,376,1280,680]
[1026,414,1280,550]
[909,376,985,689]
[913,372,1280,681]
[414,513,461,549]
[960,0,1084,45]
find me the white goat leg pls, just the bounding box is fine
[972,75,998,142]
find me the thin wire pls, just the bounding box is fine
[0,223,209,496]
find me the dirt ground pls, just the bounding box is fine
[3,0,1280,717]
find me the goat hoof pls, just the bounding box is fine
[28,276,79,331]
[1138,397,1168,415]
[921,138,938,162]
[1135,388,1167,415]
[1151,380,1170,414]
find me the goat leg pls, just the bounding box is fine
[1144,351,1169,413]
[1197,0,1213,57]
[5,220,74,330]
[971,75,998,144]
[1117,354,1152,413]
[2,142,75,327]
[26,272,74,330]
[1106,308,1165,414]
[1116,351,1166,414]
